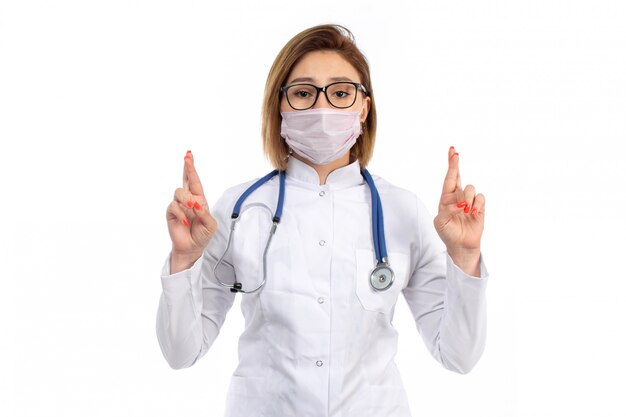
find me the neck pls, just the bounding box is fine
[291,151,352,185]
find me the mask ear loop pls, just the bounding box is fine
[354,99,366,164]
[281,144,293,163]
[358,101,366,136]
[357,96,368,130]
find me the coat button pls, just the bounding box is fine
[316,360,323,367]
[319,191,325,197]
[319,240,326,246]
[317,297,325,304]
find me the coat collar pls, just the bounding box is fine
[285,155,364,189]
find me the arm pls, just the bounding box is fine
[156,192,237,369]
[402,196,489,374]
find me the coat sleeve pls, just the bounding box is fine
[401,195,489,374]
[155,190,237,370]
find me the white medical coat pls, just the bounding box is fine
[156,156,489,417]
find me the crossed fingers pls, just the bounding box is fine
[440,146,485,218]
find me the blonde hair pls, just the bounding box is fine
[261,24,377,170]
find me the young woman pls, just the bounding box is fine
[157,24,488,417]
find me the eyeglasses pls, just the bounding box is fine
[280,81,368,110]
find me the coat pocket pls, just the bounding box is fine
[348,384,411,416]
[224,375,267,416]
[354,248,410,314]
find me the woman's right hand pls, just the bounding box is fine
[166,150,217,262]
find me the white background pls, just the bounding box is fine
[1,0,625,416]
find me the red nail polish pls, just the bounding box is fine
[194,202,201,210]
[471,208,477,216]
[449,146,455,151]
[464,205,470,213]
[182,218,189,227]
[457,201,467,208]
[187,201,193,208]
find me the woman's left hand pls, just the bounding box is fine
[433,146,485,273]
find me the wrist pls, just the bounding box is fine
[170,249,202,274]
[172,245,203,259]
[447,246,480,260]
[446,247,481,277]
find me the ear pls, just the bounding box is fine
[359,96,371,123]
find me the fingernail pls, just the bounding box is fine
[194,201,201,210]
[457,201,467,208]
[185,150,192,159]
[187,201,194,208]
[464,205,470,213]
[182,218,189,227]
[449,146,455,151]
[449,152,459,160]
[471,208,477,216]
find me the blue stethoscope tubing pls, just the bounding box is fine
[213,168,394,293]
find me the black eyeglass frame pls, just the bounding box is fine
[279,81,368,111]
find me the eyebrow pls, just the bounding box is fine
[287,76,356,84]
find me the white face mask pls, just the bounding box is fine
[280,108,363,165]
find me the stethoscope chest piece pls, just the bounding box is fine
[370,263,394,291]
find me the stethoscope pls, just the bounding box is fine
[213,168,394,293]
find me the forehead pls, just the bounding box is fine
[286,50,361,84]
